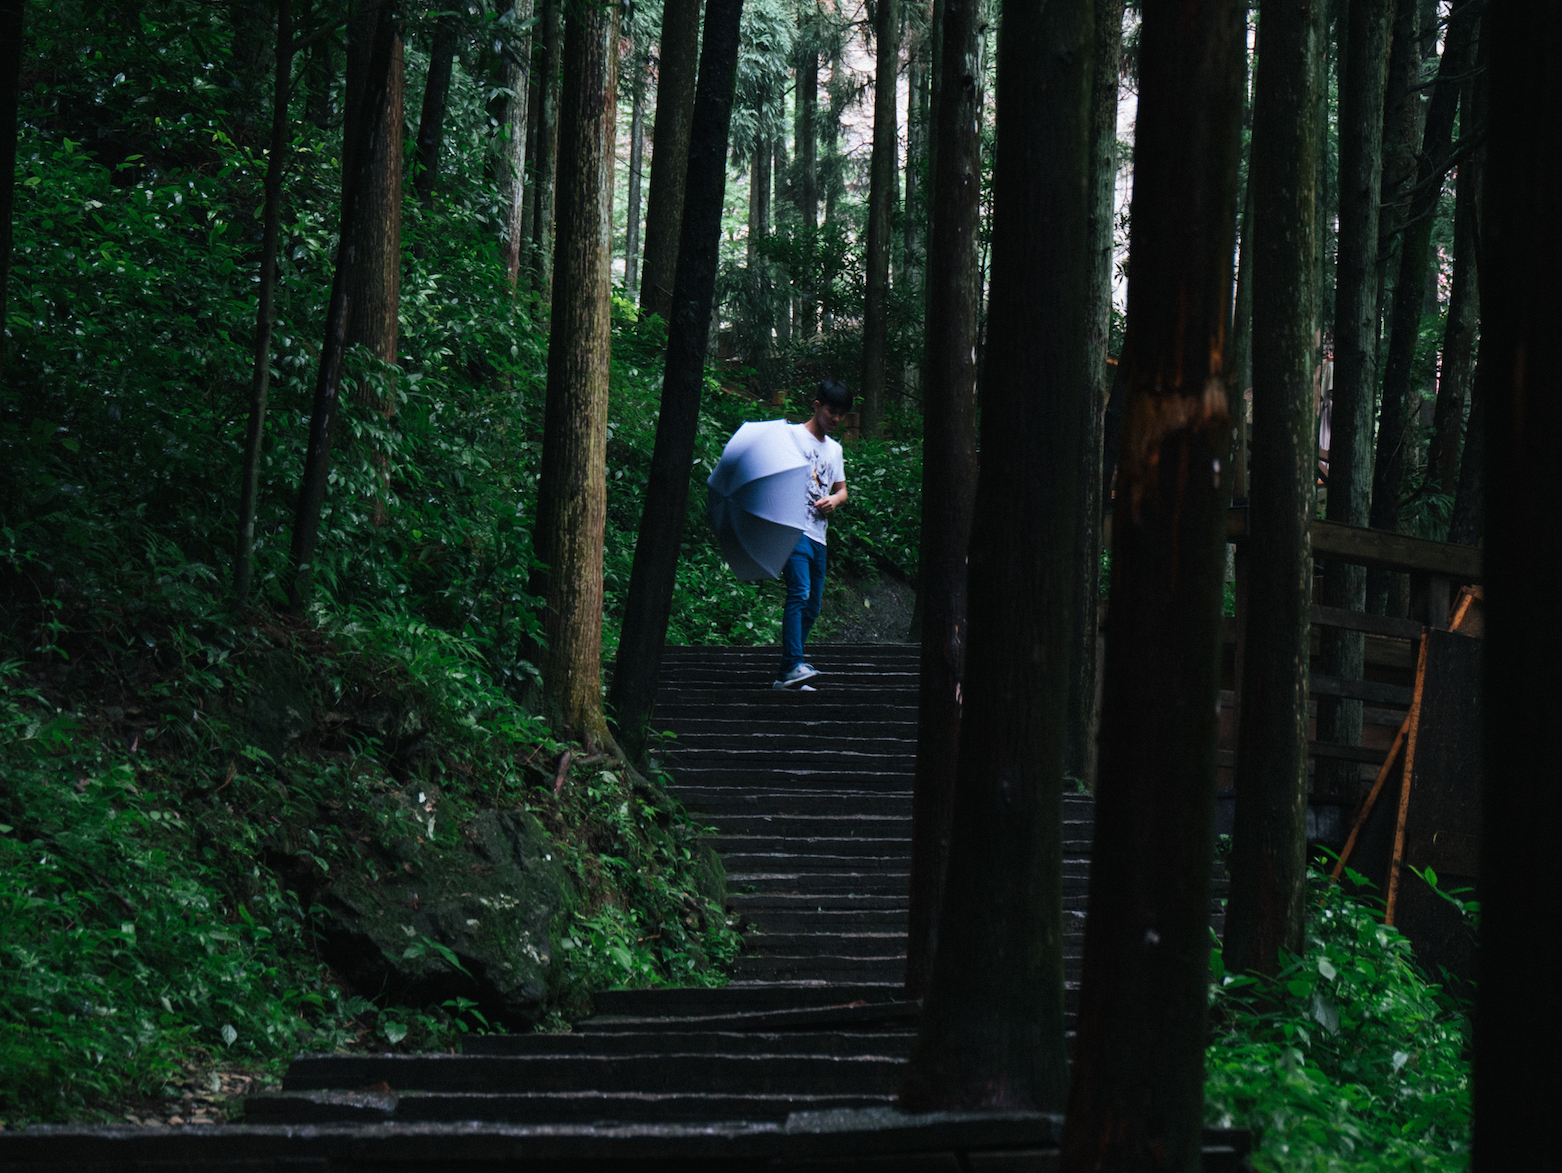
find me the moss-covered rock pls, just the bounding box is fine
[315,805,574,1029]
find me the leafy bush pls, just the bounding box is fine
[1206,868,1472,1172]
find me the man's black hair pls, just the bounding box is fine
[815,378,853,412]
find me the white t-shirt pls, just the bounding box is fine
[791,423,845,544]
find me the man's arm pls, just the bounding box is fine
[813,481,848,516]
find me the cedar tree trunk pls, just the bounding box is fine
[902,0,982,1000]
[896,0,1092,1111]
[527,0,563,296]
[1061,0,1245,1164]
[1223,0,1323,977]
[491,1,532,285]
[1317,0,1393,795]
[534,0,619,746]
[860,0,900,439]
[0,0,21,359]
[286,3,399,613]
[236,0,293,609]
[413,9,459,208]
[796,28,819,337]
[638,0,701,319]
[1474,3,1562,1165]
[625,50,647,298]
[609,0,746,763]
[344,0,403,381]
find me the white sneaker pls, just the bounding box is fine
[772,663,821,689]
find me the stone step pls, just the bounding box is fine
[699,815,913,839]
[728,892,910,913]
[740,932,909,958]
[722,850,912,873]
[662,747,919,769]
[590,984,905,1018]
[651,719,921,740]
[711,836,912,859]
[246,1088,895,1126]
[653,700,919,722]
[675,789,915,817]
[573,1000,921,1034]
[462,1029,918,1057]
[732,956,907,983]
[735,908,910,933]
[276,1051,910,1097]
[728,872,911,896]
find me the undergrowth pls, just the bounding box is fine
[1207,867,1474,1172]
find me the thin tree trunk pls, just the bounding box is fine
[1224,0,1323,978]
[1368,0,1475,604]
[1230,168,1254,500]
[304,21,335,130]
[534,0,619,746]
[821,38,842,331]
[1426,23,1484,506]
[774,132,791,348]
[903,21,926,294]
[1062,0,1244,1162]
[896,0,1092,1112]
[1065,0,1124,793]
[625,50,648,299]
[902,0,982,1001]
[1448,354,1482,547]
[491,1,532,285]
[520,23,543,260]
[344,0,404,381]
[527,0,563,297]
[286,2,399,613]
[796,25,819,338]
[860,0,900,439]
[609,0,747,763]
[236,0,294,610]
[1473,4,1562,1164]
[1317,0,1393,797]
[413,10,459,208]
[0,0,22,365]
[638,0,701,319]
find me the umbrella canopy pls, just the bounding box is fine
[707,419,813,581]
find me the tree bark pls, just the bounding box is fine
[609,0,747,763]
[490,1,532,286]
[1367,0,1475,607]
[1448,351,1482,547]
[903,17,927,294]
[527,0,563,297]
[902,0,982,1002]
[286,2,399,613]
[533,0,619,746]
[236,0,294,610]
[0,0,21,367]
[1065,0,1124,793]
[1061,0,1245,1163]
[1316,0,1393,796]
[1224,0,1323,978]
[638,0,702,320]
[344,0,404,382]
[896,0,1092,1112]
[1474,4,1562,1164]
[625,49,648,298]
[795,20,819,338]
[1426,22,1484,506]
[413,10,459,209]
[860,0,900,439]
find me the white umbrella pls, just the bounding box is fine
[707,419,812,581]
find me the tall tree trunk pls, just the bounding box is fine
[1224,0,1323,978]
[860,0,900,439]
[1448,352,1482,547]
[1426,24,1484,506]
[533,0,619,746]
[286,2,399,613]
[609,0,747,763]
[1317,0,1393,797]
[236,0,294,610]
[1474,5,1562,1164]
[490,1,532,285]
[774,132,791,348]
[1230,166,1254,500]
[1062,0,1244,1163]
[1065,0,1124,793]
[344,0,404,383]
[0,0,23,369]
[821,38,842,332]
[527,0,563,297]
[638,0,702,319]
[625,50,648,298]
[520,22,543,257]
[902,0,982,1001]
[796,24,819,337]
[1367,0,1475,607]
[896,0,1092,1112]
[903,20,927,295]
[413,10,459,209]
[304,20,335,130]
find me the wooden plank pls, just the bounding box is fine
[1308,741,1388,765]
[1309,604,1425,641]
[1225,507,1483,581]
[1309,673,1415,707]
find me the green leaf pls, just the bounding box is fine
[220,1023,237,1047]
[383,1020,408,1045]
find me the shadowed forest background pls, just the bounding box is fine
[0,0,1506,1167]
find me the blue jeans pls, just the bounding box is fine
[780,535,827,675]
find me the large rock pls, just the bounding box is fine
[317,802,573,1029]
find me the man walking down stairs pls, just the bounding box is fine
[0,644,1249,1171]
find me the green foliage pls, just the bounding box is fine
[1206,869,1471,1172]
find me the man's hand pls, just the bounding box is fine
[812,487,846,516]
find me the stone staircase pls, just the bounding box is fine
[0,643,1246,1171]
